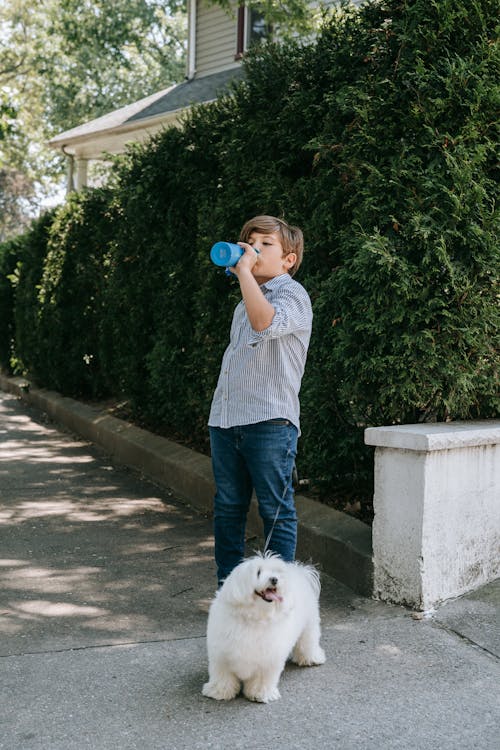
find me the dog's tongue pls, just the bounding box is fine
[264,588,282,602]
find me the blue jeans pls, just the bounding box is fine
[209,420,298,585]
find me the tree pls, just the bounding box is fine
[0,168,37,242]
[40,0,187,134]
[0,0,187,235]
[211,0,318,37]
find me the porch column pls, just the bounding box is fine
[75,158,88,190]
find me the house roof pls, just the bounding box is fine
[48,67,244,149]
[128,66,244,122]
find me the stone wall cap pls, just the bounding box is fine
[364,420,500,451]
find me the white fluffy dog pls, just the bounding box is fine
[202,553,325,703]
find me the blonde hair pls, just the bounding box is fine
[239,215,304,276]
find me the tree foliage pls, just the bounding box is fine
[211,0,320,37]
[0,168,37,242]
[41,0,187,133]
[0,0,187,234]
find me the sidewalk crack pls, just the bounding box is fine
[431,619,499,662]
[0,633,206,659]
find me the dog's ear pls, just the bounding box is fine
[220,559,255,606]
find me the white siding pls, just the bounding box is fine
[196,0,240,77]
[193,0,363,78]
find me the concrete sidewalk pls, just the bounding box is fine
[0,373,373,598]
[0,390,499,750]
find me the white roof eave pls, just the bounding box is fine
[47,106,195,158]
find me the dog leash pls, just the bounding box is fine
[263,470,293,554]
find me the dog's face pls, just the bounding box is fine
[220,554,289,608]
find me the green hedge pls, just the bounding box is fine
[0,234,25,372]
[8,212,56,377]
[35,189,117,396]
[1,0,498,513]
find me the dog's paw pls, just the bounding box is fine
[202,679,240,701]
[292,646,326,666]
[243,685,281,703]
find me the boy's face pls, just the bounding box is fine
[246,231,296,284]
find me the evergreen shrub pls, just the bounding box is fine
[34,189,116,396]
[100,128,201,424]
[12,211,56,379]
[298,0,500,490]
[0,234,25,371]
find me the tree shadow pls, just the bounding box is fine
[0,393,216,655]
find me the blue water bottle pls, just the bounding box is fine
[210,242,244,268]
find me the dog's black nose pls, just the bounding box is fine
[270,577,278,587]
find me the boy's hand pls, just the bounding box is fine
[229,242,259,277]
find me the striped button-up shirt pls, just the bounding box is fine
[208,273,313,434]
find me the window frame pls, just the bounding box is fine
[235,4,272,60]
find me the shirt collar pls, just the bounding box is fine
[259,273,293,292]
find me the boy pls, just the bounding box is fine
[208,215,313,586]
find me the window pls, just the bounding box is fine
[236,4,272,59]
[247,7,271,44]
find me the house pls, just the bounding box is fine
[48,1,274,192]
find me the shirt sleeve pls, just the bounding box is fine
[247,282,312,347]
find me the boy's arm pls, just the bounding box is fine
[236,269,275,331]
[231,248,275,332]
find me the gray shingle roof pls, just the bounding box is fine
[49,68,244,145]
[127,67,244,122]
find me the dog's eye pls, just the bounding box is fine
[257,568,262,577]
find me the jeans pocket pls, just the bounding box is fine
[265,419,290,426]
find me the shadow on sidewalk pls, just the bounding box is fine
[0,393,216,656]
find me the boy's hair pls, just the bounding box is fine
[239,215,304,276]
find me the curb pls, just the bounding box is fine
[0,372,374,597]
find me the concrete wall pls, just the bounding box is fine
[365,422,500,611]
